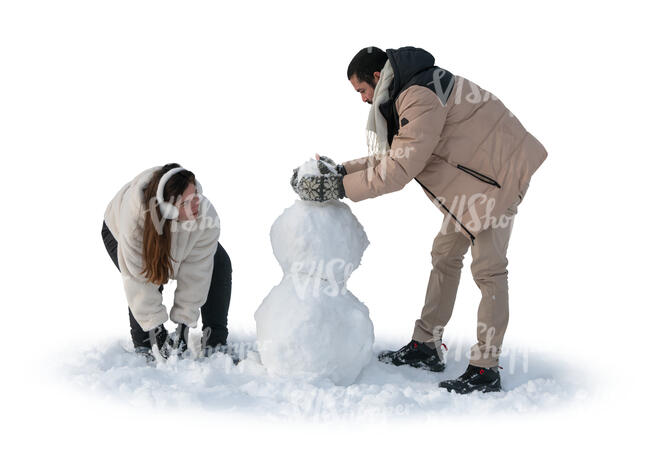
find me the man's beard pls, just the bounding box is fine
[368,79,376,104]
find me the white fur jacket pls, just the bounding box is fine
[104,167,220,331]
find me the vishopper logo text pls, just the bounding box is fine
[289,259,356,300]
[427,72,514,116]
[145,196,220,235]
[437,193,517,233]
[430,324,530,375]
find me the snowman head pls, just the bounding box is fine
[270,200,369,285]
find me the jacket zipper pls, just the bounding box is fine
[456,164,501,188]
[414,178,476,245]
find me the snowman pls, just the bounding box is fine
[254,158,375,386]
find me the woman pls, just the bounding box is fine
[101,163,232,361]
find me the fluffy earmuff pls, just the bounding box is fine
[156,167,202,220]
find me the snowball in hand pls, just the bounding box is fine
[296,157,339,181]
[254,199,374,386]
[296,158,323,181]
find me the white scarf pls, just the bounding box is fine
[366,59,395,158]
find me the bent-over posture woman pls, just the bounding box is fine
[101,163,232,361]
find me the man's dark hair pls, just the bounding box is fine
[347,47,388,87]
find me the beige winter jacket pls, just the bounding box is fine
[342,78,547,243]
[104,167,220,331]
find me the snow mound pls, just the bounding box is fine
[62,336,588,419]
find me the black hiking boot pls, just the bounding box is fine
[132,324,168,362]
[200,327,241,364]
[134,346,156,363]
[439,364,501,394]
[378,340,445,372]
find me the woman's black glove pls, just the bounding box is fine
[146,324,168,350]
[160,323,189,358]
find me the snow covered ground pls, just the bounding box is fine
[62,332,587,420]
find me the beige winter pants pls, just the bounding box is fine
[412,181,530,368]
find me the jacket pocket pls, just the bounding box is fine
[456,164,501,188]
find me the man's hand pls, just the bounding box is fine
[315,155,347,176]
[295,174,345,202]
[291,155,347,201]
[290,166,300,192]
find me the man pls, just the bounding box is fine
[292,46,547,394]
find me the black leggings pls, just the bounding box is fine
[101,221,232,348]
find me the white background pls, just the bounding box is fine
[1,0,648,453]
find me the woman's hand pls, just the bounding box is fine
[160,324,189,358]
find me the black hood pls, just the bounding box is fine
[386,47,436,97]
[378,46,454,148]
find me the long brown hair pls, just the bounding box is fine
[141,163,196,285]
